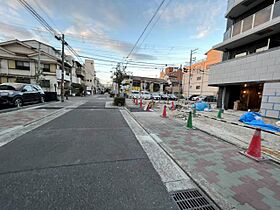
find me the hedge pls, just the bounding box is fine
[113,97,125,106]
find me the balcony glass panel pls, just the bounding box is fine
[273,1,280,19]
[224,27,232,40]
[242,15,253,32]
[254,5,272,27]
[232,21,242,36]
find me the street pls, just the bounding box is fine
[0,96,177,210]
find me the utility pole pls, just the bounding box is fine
[61,34,65,102]
[187,49,198,99]
[36,42,41,84]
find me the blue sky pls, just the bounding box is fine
[0,0,227,84]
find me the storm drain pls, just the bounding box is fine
[70,106,105,109]
[171,189,217,210]
[129,108,146,112]
[36,107,63,110]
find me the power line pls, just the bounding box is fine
[136,0,172,53]
[17,0,83,63]
[125,0,166,60]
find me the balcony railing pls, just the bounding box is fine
[224,1,280,41]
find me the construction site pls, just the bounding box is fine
[125,97,280,209]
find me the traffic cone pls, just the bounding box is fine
[140,98,143,109]
[161,105,167,118]
[186,111,193,129]
[135,98,138,105]
[217,109,222,119]
[242,128,264,161]
[171,101,175,110]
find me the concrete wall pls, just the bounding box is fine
[260,82,280,118]
[209,48,280,85]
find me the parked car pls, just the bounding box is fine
[168,94,178,101]
[188,94,199,101]
[0,83,45,107]
[160,93,169,100]
[130,90,140,99]
[140,91,151,100]
[203,95,217,102]
[151,92,161,100]
[192,95,205,101]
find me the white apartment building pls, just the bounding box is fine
[209,0,280,118]
[84,59,96,94]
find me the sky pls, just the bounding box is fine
[0,0,227,85]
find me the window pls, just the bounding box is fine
[196,86,200,90]
[14,61,30,70]
[23,85,33,92]
[40,80,50,88]
[235,52,247,58]
[42,64,50,72]
[197,77,201,81]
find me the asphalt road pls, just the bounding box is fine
[0,95,176,210]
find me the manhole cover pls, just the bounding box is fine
[171,189,217,210]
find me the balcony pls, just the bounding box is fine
[56,69,70,82]
[226,0,267,18]
[72,76,81,85]
[75,67,86,77]
[216,1,280,51]
[209,47,280,86]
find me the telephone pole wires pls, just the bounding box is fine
[187,48,198,99]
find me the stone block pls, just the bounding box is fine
[261,96,268,103]
[260,103,273,110]
[268,96,280,103]
[265,110,280,118]
[263,88,276,96]
[274,104,280,111]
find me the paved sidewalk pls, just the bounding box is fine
[132,111,280,210]
[0,97,86,133]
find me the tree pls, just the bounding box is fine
[113,63,128,96]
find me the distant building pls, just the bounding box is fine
[209,0,280,118]
[122,76,168,94]
[160,67,183,94]
[84,59,96,94]
[182,50,222,98]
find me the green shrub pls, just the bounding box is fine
[114,97,125,106]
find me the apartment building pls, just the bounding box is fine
[183,50,222,98]
[0,39,84,95]
[84,59,96,94]
[209,0,280,118]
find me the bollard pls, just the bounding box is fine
[140,98,143,109]
[217,109,222,119]
[186,111,193,129]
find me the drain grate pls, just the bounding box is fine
[171,189,217,210]
[129,108,146,112]
[36,107,63,110]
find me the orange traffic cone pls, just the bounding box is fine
[241,128,266,161]
[140,98,143,109]
[171,101,175,110]
[161,105,167,118]
[135,98,138,105]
